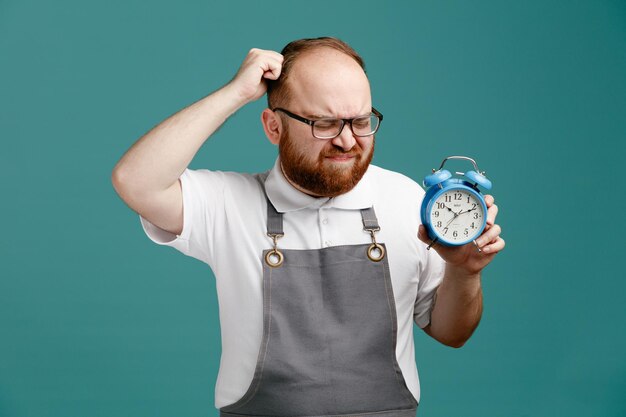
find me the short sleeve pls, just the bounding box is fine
[139,168,223,266]
[413,249,445,328]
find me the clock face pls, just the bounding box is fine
[429,188,486,244]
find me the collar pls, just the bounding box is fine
[264,157,374,213]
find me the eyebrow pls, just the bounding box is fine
[304,113,332,119]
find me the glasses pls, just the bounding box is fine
[272,107,383,139]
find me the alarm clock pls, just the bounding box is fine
[420,156,492,248]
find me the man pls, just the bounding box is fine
[112,37,504,416]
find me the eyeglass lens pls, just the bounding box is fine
[313,115,380,139]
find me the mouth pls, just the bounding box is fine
[326,155,355,162]
[324,151,359,163]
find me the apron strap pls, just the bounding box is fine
[256,173,285,267]
[266,204,380,235]
[255,172,284,236]
[266,199,284,236]
[262,180,384,263]
[257,172,381,237]
[360,207,380,232]
[361,207,385,262]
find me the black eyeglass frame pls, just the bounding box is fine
[271,107,384,139]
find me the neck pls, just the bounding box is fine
[279,162,326,198]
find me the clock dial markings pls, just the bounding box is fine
[429,189,484,242]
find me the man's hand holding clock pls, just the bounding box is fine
[418,156,505,276]
[418,194,505,276]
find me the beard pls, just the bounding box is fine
[278,125,374,197]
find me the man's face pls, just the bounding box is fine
[279,121,374,197]
[277,48,375,197]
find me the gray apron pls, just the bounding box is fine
[220,195,418,417]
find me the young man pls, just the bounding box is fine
[112,37,504,416]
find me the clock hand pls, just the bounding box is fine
[443,204,456,214]
[457,205,477,216]
[445,205,476,228]
[440,205,459,230]
[444,204,463,217]
[445,212,459,228]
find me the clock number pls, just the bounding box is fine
[433,211,440,218]
[453,231,458,238]
[443,227,449,235]
[454,193,462,201]
[473,212,479,219]
[437,202,445,209]
[464,229,469,236]
[445,195,451,203]
[471,222,475,229]
[436,221,442,227]
[467,196,470,203]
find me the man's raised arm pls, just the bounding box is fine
[111,49,283,235]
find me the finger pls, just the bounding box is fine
[475,224,501,248]
[249,48,283,61]
[269,51,284,62]
[247,47,281,58]
[482,237,505,254]
[264,67,281,80]
[484,194,494,207]
[242,49,282,76]
[263,56,284,80]
[486,203,498,226]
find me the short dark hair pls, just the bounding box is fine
[267,37,366,109]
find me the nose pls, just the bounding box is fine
[331,122,356,151]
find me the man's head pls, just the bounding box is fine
[266,37,366,110]
[261,37,378,197]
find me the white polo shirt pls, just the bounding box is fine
[140,157,445,408]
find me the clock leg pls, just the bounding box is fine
[426,236,439,251]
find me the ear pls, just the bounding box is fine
[261,108,282,145]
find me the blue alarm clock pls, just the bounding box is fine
[420,156,492,248]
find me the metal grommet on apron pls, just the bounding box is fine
[221,192,418,417]
[264,248,283,267]
[367,242,386,262]
[362,206,386,262]
[264,235,284,268]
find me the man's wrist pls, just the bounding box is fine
[221,80,257,108]
[444,263,482,283]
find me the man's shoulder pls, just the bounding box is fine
[180,168,271,206]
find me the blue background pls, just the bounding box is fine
[1,1,625,416]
